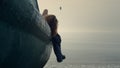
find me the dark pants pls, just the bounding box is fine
[52,34,63,61]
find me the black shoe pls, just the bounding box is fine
[57,55,66,63]
[57,58,63,63]
[62,55,66,60]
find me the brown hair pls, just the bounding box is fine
[45,15,58,37]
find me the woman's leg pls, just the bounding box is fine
[52,34,65,62]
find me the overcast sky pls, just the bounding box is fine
[38,0,120,33]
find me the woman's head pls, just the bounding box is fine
[45,15,58,36]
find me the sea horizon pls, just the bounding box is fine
[44,32,120,68]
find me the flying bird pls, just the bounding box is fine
[59,6,62,10]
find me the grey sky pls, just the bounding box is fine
[38,0,120,32]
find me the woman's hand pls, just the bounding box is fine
[42,9,48,16]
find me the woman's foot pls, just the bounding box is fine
[62,55,66,60]
[57,58,63,63]
[57,55,66,63]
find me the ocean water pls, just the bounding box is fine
[45,63,120,68]
[44,32,120,68]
